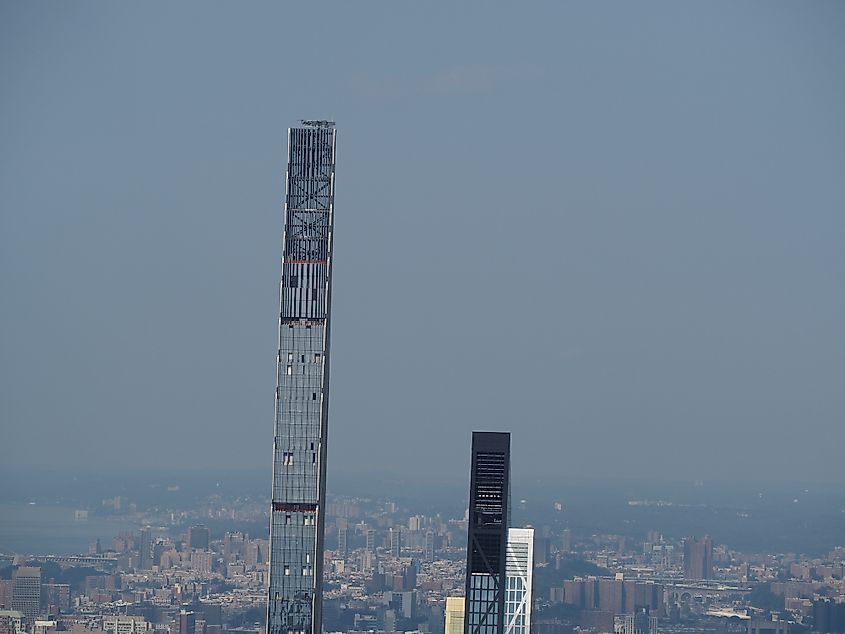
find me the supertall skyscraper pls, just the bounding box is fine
[268,120,338,634]
[464,432,510,634]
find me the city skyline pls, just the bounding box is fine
[1,5,845,634]
[0,431,843,634]
[2,463,842,634]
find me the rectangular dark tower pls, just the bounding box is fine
[464,432,511,634]
[138,527,153,570]
[268,120,337,634]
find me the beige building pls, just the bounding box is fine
[103,616,151,634]
[445,597,465,634]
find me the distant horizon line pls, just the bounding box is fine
[0,465,842,489]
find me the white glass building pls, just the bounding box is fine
[504,528,534,634]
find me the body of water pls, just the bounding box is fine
[0,503,141,556]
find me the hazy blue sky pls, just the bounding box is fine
[1,2,843,484]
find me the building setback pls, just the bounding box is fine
[267,121,338,634]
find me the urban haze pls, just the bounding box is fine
[2,2,844,483]
[1,6,845,634]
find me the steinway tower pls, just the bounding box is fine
[268,121,337,634]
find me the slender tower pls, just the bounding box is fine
[464,431,510,634]
[268,120,337,634]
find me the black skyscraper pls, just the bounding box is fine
[464,432,510,634]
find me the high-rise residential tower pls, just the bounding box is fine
[682,536,713,580]
[12,566,41,624]
[504,528,534,634]
[187,526,211,551]
[561,528,572,553]
[267,120,338,634]
[337,527,348,558]
[464,432,510,634]
[424,530,435,562]
[390,527,402,559]
[11,567,41,621]
[138,527,153,570]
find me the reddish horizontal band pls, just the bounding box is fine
[285,260,327,264]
